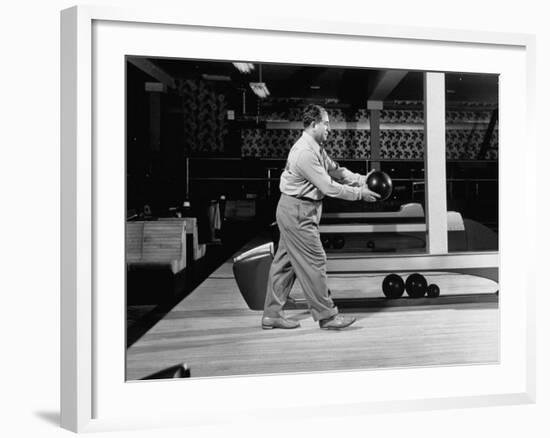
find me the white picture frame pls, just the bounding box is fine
[60,5,536,433]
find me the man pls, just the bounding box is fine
[262,104,379,331]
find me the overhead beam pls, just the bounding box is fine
[369,70,408,101]
[127,57,176,89]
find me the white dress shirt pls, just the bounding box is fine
[279,132,366,201]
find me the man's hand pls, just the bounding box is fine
[360,186,380,202]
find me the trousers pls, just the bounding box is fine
[263,194,338,321]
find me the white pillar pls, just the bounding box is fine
[424,72,448,254]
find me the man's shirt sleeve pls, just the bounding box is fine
[324,152,367,187]
[295,149,362,201]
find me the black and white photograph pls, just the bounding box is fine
[3,0,547,436]
[124,57,500,380]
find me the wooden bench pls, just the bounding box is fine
[158,217,206,263]
[126,221,187,304]
[126,221,187,273]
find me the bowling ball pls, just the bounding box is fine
[332,235,345,249]
[405,273,428,298]
[366,171,393,201]
[382,274,405,299]
[366,240,375,249]
[321,235,331,249]
[426,283,440,298]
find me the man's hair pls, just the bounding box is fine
[302,104,326,128]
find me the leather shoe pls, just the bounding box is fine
[319,314,356,330]
[262,316,300,330]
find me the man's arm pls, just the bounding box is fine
[324,151,367,186]
[295,149,363,201]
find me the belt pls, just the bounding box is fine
[286,193,320,203]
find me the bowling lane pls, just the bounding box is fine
[126,244,499,380]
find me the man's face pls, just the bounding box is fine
[312,111,330,144]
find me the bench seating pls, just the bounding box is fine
[126,221,187,304]
[126,221,187,273]
[158,217,206,262]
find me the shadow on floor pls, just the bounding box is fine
[34,411,59,427]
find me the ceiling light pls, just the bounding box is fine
[249,82,270,98]
[233,62,255,74]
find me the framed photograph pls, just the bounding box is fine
[61,5,536,433]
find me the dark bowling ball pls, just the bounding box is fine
[426,283,440,298]
[321,235,332,249]
[366,170,393,201]
[332,235,345,249]
[405,273,428,298]
[366,240,375,249]
[382,273,405,299]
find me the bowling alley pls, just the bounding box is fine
[125,56,499,380]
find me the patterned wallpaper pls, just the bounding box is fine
[241,129,372,159]
[181,79,228,155]
[267,108,369,123]
[241,105,498,160]
[379,109,495,124]
[175,92,498,160]
[241,128,498,160]
[262,106,495,124]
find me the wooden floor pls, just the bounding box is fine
[126,242,499,380]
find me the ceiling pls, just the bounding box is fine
[128,56,499,107]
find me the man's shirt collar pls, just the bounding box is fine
[301,131,323,154]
